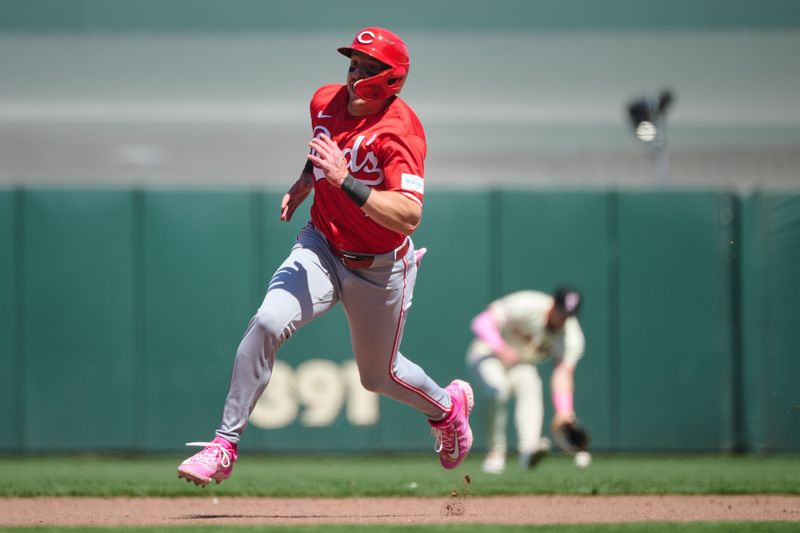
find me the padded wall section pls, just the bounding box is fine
[141,191,255,450]
[21,189,136,450]
[0,190,20,449]
[616,192,736,451]
[741,192,800,452]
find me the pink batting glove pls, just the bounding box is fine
[414,247,427,266]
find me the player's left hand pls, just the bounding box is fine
[551,411,576,428]
[551,417,591,453]
[308,134,349,188]
[280,173,313,222]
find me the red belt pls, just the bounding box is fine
[330,239,410,269]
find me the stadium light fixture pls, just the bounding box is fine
[626,89,675,185]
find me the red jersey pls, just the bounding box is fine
[308,84,426,254]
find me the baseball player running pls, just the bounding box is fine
[467,287,584,474]
[177,27,474,487]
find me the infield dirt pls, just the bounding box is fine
[2,495,799,526]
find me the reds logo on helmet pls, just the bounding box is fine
[357,30,376,45]
[337,27,410,101]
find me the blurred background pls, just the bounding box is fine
[2,0,800,188]
[0,0,798,455]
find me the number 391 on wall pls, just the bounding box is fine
[249,359,379,429]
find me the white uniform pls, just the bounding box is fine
[467,290,584,458]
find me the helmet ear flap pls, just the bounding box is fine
[353,66,407,101]
[386,74,404,89]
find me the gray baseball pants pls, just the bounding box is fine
[217,221,451,443]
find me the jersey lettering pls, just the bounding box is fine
[311,126,384,185]
[313,125,332,141]
[344,135,384,185]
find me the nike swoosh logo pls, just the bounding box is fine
[447,432,460,460]
[317,111,332,119]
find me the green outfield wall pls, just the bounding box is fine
[740,192,800,453]
[0,190,18,450]
[0,188,797,453]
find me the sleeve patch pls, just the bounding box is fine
[401,173,425,194]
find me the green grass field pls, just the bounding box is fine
[1,453,797,497]
[1,453,798,532]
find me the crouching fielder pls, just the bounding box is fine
[467,287,585,474]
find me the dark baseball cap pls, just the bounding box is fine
[553,286,582,316]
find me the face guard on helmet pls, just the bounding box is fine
[338,27,409,101]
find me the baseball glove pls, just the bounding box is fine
[552,420,591,453]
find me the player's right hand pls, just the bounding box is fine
[496,344,520,368]
[307,134,349,188]
[281,174,313,221]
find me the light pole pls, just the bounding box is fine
[626,90,674,186]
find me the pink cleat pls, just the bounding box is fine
[177,436,238,487]
[429,379,474,469]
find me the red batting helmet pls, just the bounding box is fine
[338,27,409,101]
